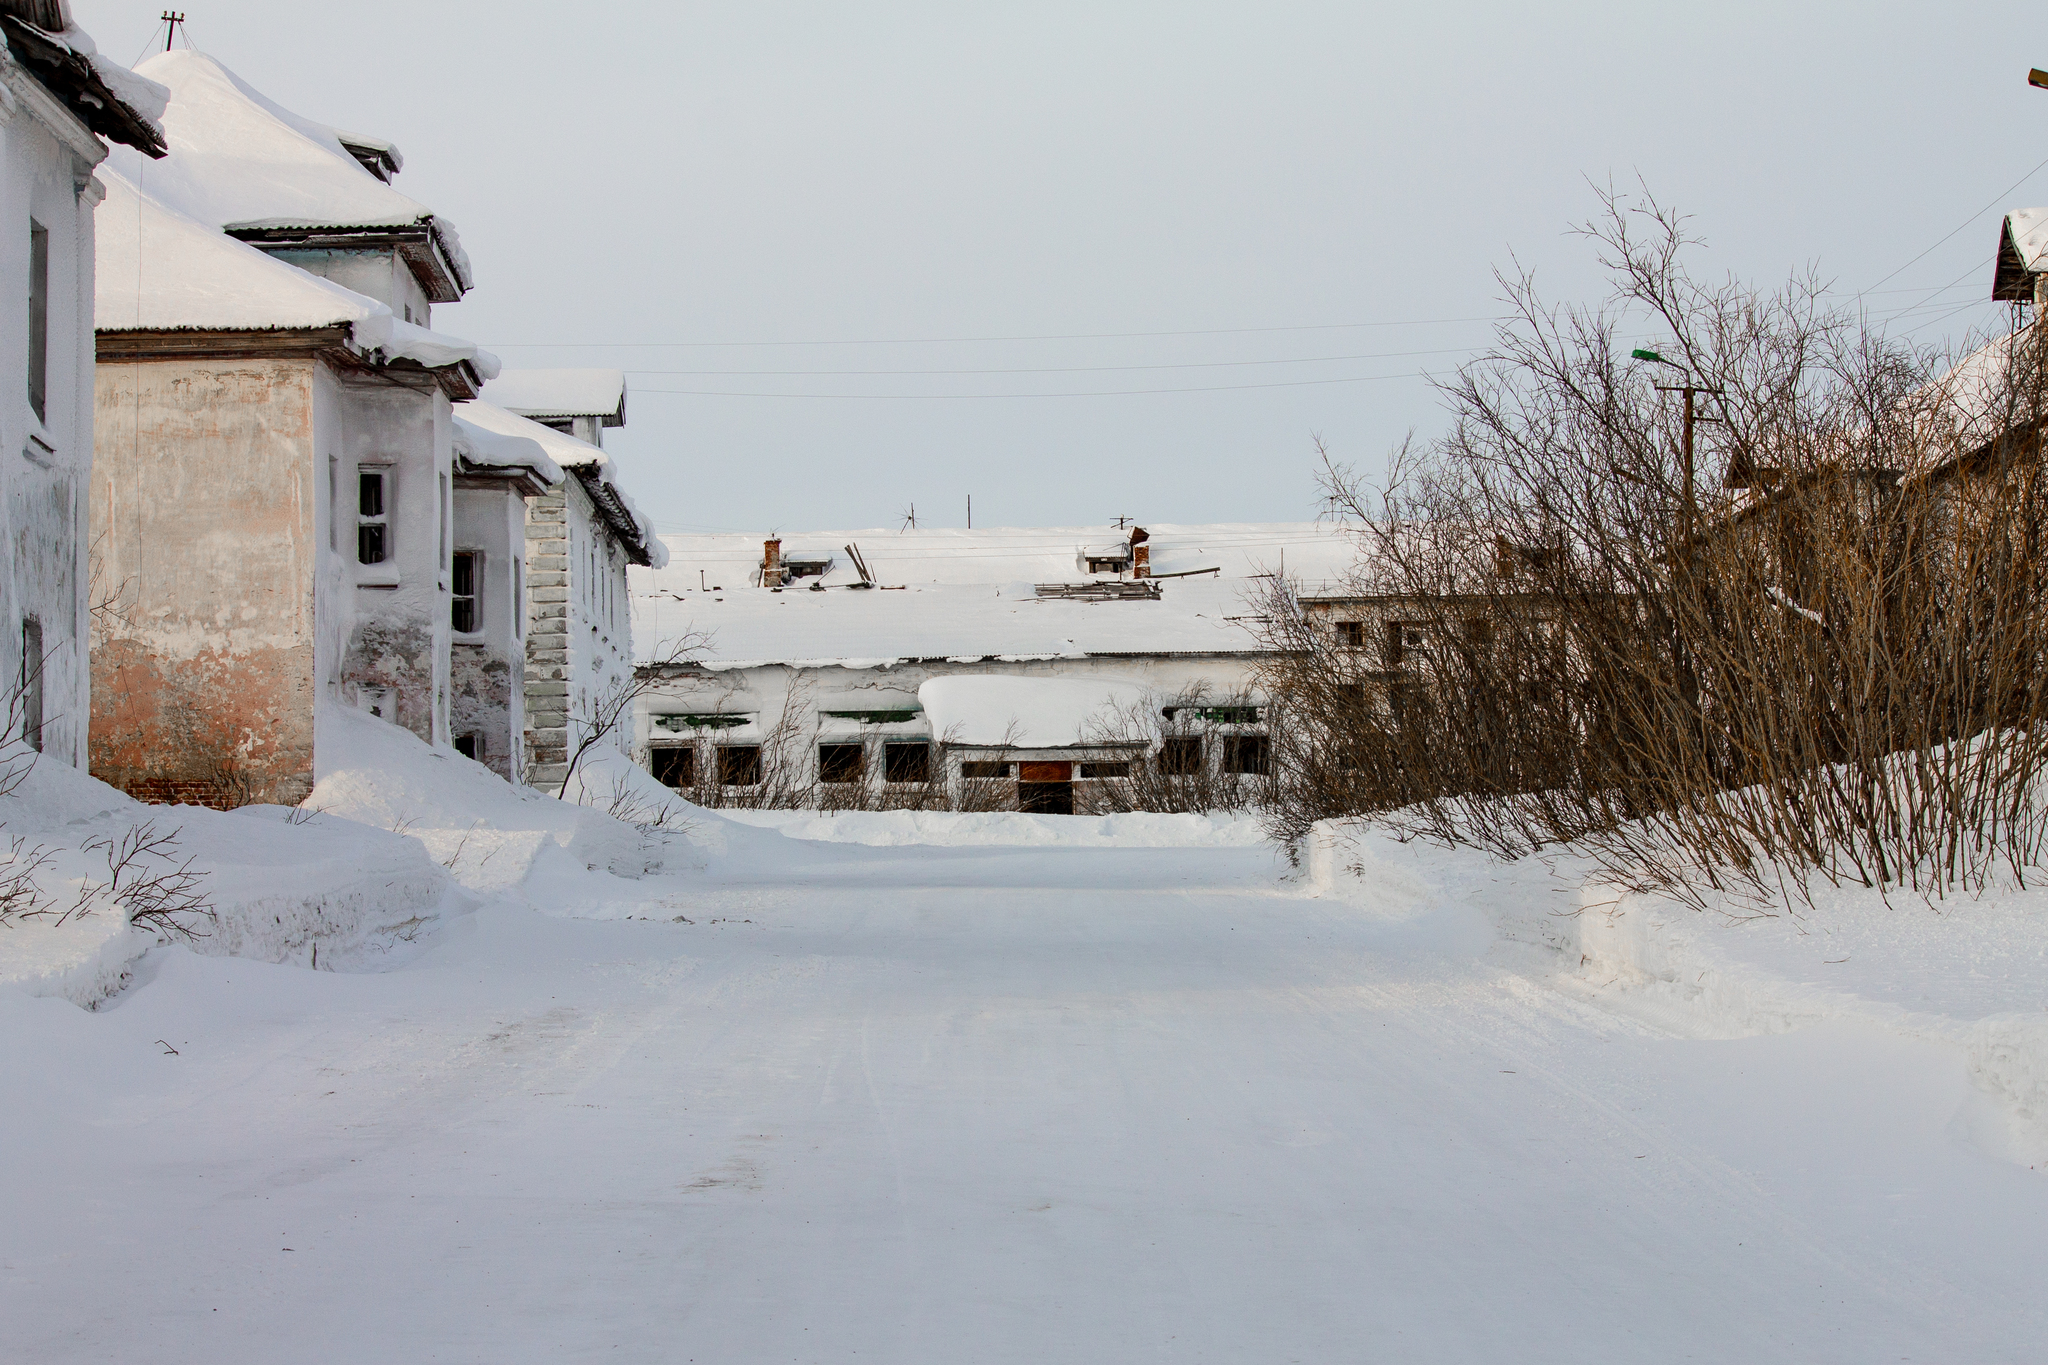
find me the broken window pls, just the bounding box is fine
[1335,620,1364,648]
[884,741,930,784]
[1384,621,1425,667]
[818,742,864,784]
[19,617,41,752]
[718,745,762,786]
[357,469,389,564]
[27,220,46,423]
[1079,761,1129,779]
[453,732,482,762]
[651,746,695,789]
[451,552,479,633]
[1223,735,1270,775]
[961,760,1010,779]
[1158,734,1203,775]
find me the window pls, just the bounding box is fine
[1158,734,1203,775]
[1337,681,1367,709]
[451,552,479,633]
[357,469,389,564]
[718,745,762,786]
[1079,761,1129,779]
[27,220,46,423]
[1463,617,1494,650]
[438,474,450,570]
[513,557,524,635]
[1385,621,1424,667]
[818,742,864,784]
[1335,620,1364,648]
[884,741,930,784]
[19,618,41,752]
[651,746,695,789]
[453,732,482,762]
[961,760,1009,779]
[1223,735,1270,775]
[326,456,339,551]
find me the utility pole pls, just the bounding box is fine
[966,494,971,529]
[161,11,185,51]
[1633,349,1723,542]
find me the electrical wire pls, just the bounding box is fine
[619,345,1477,378]
[630,370,1433,400]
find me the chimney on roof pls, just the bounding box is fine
[1129,526,1150,578]
[761,538,783,587]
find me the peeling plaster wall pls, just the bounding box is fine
[0,86,102,772]
[91,354,454,807]
[450,480,527,780]
[91,358,320,805]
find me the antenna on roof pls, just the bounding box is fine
[900,503,916,532]
[1114,515,1131,529]
[161,11,187,52]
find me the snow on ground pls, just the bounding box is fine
[723,805,1268,848]
[7,795,2048,1359]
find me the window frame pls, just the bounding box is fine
[451,550,481,635]
[718,744,763,787]
[817,741,865,785]
[27,220,47,424]
[357,466,392,565]
[883,740,931,785]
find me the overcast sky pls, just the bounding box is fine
[70,1,2048,533]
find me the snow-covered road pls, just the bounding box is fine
[5,834,2046,1362]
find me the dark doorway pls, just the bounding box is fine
[1018,760,1073,815]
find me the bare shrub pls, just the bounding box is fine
[1079,682,1274,815]
[1258,184,2048,909]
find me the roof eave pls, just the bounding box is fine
[223,220,467,303]
[0,16,166,157]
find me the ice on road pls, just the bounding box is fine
[5,835,2045,1362]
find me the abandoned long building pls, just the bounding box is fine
[627,523,1362,811]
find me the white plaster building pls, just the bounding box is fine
[456,390,663,789]
[89,53,496,805]
[448,407,562,781]
[0,4,164,769]
[629,524,1361,811]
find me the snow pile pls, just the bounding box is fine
[721,807,1269,848]
[309,704,667,893]
[918,675,1150,746]
[0,749,451,1008]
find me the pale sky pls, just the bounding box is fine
[71,1,2048,533]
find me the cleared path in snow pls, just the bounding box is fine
[4,839,2045,1362]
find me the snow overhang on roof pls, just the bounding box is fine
[1993,209,2048,301]
[0,5,168,157]
[94,170,496,399]
[481,369,628,428]
[452,413,563,495]
[125,50,473,300]
[455,399,667,568]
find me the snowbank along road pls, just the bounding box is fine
[5,811,2047,1363]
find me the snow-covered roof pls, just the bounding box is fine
[481,369,627,426]
[918,676,1152,748]
[630,523,1365,667]
[95,168,498,389]
[0,6,168,156]
[117,50,471,296]
[454,400,667,568]
[451,413,563,488]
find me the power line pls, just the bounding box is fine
[1856,150,2048,299]
[489,315,1506,349]
[630,370,1433,400]
[619,345,1478,378]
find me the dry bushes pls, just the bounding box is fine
[1258,188,2048,909]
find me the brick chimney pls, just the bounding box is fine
[1129,526,1150,578]
[762,537,783,587]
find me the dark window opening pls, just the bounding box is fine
[1223,735,1270,775]
[357,470,388,565]
[19,617,41,752]
[651,746,696,789]
[718,745,762,786]
[1019,782,1073,815]
[27,221,46,423]
[1335,620,1364,648]
[1158,734,1203,775]
[961,760,1010,779]
[451,551,478,633]
[1079,761,1129,779]
[453,732,481,761]
[1161,705,1262,725]
[884,741,930,784]
[1338,681,1367,709]
[818,742,864,784]
[1385,621,1424,667]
